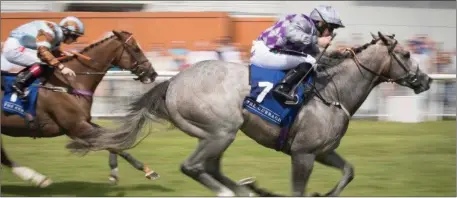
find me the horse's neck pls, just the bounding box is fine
[64,39,117,92]
[317,46,385,116]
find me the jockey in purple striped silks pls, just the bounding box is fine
[250,5,345,101]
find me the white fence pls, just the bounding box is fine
[91,71,456,122]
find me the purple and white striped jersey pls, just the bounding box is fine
[257,14,320,56]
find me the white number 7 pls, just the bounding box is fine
[256,81,273,103]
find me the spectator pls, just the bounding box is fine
[433,43,452,74]
[448,49,456,109]
[186,41,219,67]
[146,43,173,71]
[408,35,442,120]
[239,45,252,63]
[215,36,242,63]
[168,41,189,71]
[452,49,456,74]
[408,37,433,74]
[436,49,456,111]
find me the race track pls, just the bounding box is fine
[1,120,455,196]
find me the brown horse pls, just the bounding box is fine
[1,30,159,187]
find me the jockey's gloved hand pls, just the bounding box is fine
[304,54,316,63]
[311,63,319,71]
[318,36,333,48]
[58,64,76,77]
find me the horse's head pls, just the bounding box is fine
[372,31,432,94]
[110,30,157,84]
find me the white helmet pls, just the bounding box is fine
[59,16,85,36]
[309,5,345,28]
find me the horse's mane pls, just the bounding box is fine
[318,39,378,68]
[60,31,132,63]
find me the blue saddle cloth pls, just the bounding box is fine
[2,75,39,118]
[242,64,313,150]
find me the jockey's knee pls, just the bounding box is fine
[3,43,39,67]
[4,50,38,68]
[3,49,20,63]
[251,41,309,70]
[297,62,313,71]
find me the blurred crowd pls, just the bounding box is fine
[2,33,455,75]
[334,33,456,75]
[137,36,247,71]
[55,35,249,72]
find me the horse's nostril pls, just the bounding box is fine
[150,72,158,81]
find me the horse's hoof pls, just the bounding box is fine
[311,192,322,197]
[145,171,160,180]
[108,175,119,185]
[37,177,52,188]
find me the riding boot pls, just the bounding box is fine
[272,62,313,102]
[11,64,42,99]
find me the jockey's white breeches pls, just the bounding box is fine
[250,40,316,70]
[1,37,40,71]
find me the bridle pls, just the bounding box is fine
[44,32,155,96]
[345,38,419,85]
[112,33,154,81]
[67,32,154,81]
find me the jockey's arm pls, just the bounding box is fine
[52,47,67,58]
[285,18,319,51]
[35,29,64,70]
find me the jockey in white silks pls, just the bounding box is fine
[1,16,84,99]
[250,5,345,101]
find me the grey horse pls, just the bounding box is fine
[75,32,432,196]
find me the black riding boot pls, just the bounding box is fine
[11,70,37,99]
[272,62,313,102]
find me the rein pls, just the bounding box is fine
[42,34,146,96]
[61,51,107,75]
[344,39,419,84]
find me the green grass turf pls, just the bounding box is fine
[1,120,455,196]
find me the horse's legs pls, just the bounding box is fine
[1,143,17,168]
[205,155,253,196]
[1,138,52,187]
[312,151,354,197]
[108,151,120,184]
[107,151,160,184]
[117,151,160,180]
[180,133,236,196]
[291,151,316,196]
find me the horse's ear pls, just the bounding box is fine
[370,32,378,40]
[378,31,389,45]
[112,30,123,39]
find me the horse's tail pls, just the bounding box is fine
[131,80,171,122]
[66,80,171,154]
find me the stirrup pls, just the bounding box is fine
[273,87,297,102]
[12,86,26,99]
[284,94,299,105]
